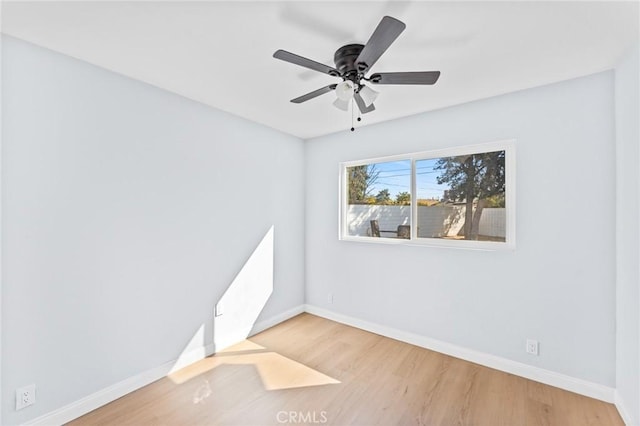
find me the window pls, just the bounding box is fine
[344,159,411,239]
[339,140,515,249]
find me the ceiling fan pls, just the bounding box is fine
[273,16,441,117]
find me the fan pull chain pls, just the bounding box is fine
[350,98,355,132]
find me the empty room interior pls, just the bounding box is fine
[1,1,639,425]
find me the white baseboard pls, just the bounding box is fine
[615,390,637,426]
[168,343,216,375]
[251,304,306,336]
[25,305,305,426]
[213,304,306,351]
[304,304,616,404]
[25,359,178,426]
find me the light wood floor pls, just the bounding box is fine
[70,313,623,425]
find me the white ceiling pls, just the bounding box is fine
[2,1,638,139]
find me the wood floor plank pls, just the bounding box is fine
[69,313,623,426]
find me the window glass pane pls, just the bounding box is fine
[416,150,506,242]
[346,160,411,239]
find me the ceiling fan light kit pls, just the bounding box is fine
[358,85,379,107]
[273,15,441,130]
[335,80,355,101]
[332,97,351,112]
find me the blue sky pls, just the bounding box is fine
[369,159,450,200]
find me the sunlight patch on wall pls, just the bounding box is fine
[167,227,275,380]
[213,226,275,350]
[169,323,211,374]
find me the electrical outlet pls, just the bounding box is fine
[215,302,224,317]
[16,384,36,410]
[328,293,334,304]
[526,339,539,356]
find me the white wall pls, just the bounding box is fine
[1,36,305,425]
[306,72,616,387]
[615,45,640,426]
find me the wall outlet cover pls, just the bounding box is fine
[16,384,36,410]
[526,339,539,356]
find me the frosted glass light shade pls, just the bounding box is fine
[359,85,379,107]
[335,80,355,101]
[333,98,350,111]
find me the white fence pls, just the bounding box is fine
[347,205,506,238]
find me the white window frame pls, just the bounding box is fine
[339,139,516,250]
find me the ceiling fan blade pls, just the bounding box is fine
[369,71,441,85]
[274,50,340,76]
[290,84,338,103]
[355,16,406,72]
[354,93,375,114]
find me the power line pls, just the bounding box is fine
[374,181,410,188]
[374,170,441,180]
[376,173,410,179]
[376,165,439,174]
[376,178,444,187]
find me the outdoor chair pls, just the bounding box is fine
[370,220,410,239]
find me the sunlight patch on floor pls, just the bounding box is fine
[218,340,266,353]
[168,339,340,391]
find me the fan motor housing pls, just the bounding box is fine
[334,44,364,76]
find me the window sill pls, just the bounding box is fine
[339,235,515,251]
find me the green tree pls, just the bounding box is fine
[395,191,411,205]
[347,164,380,204]
[485,193,505,208]
[435,150,505,239]
[375,188,391,204]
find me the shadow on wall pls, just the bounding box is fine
[168,226,275,374]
